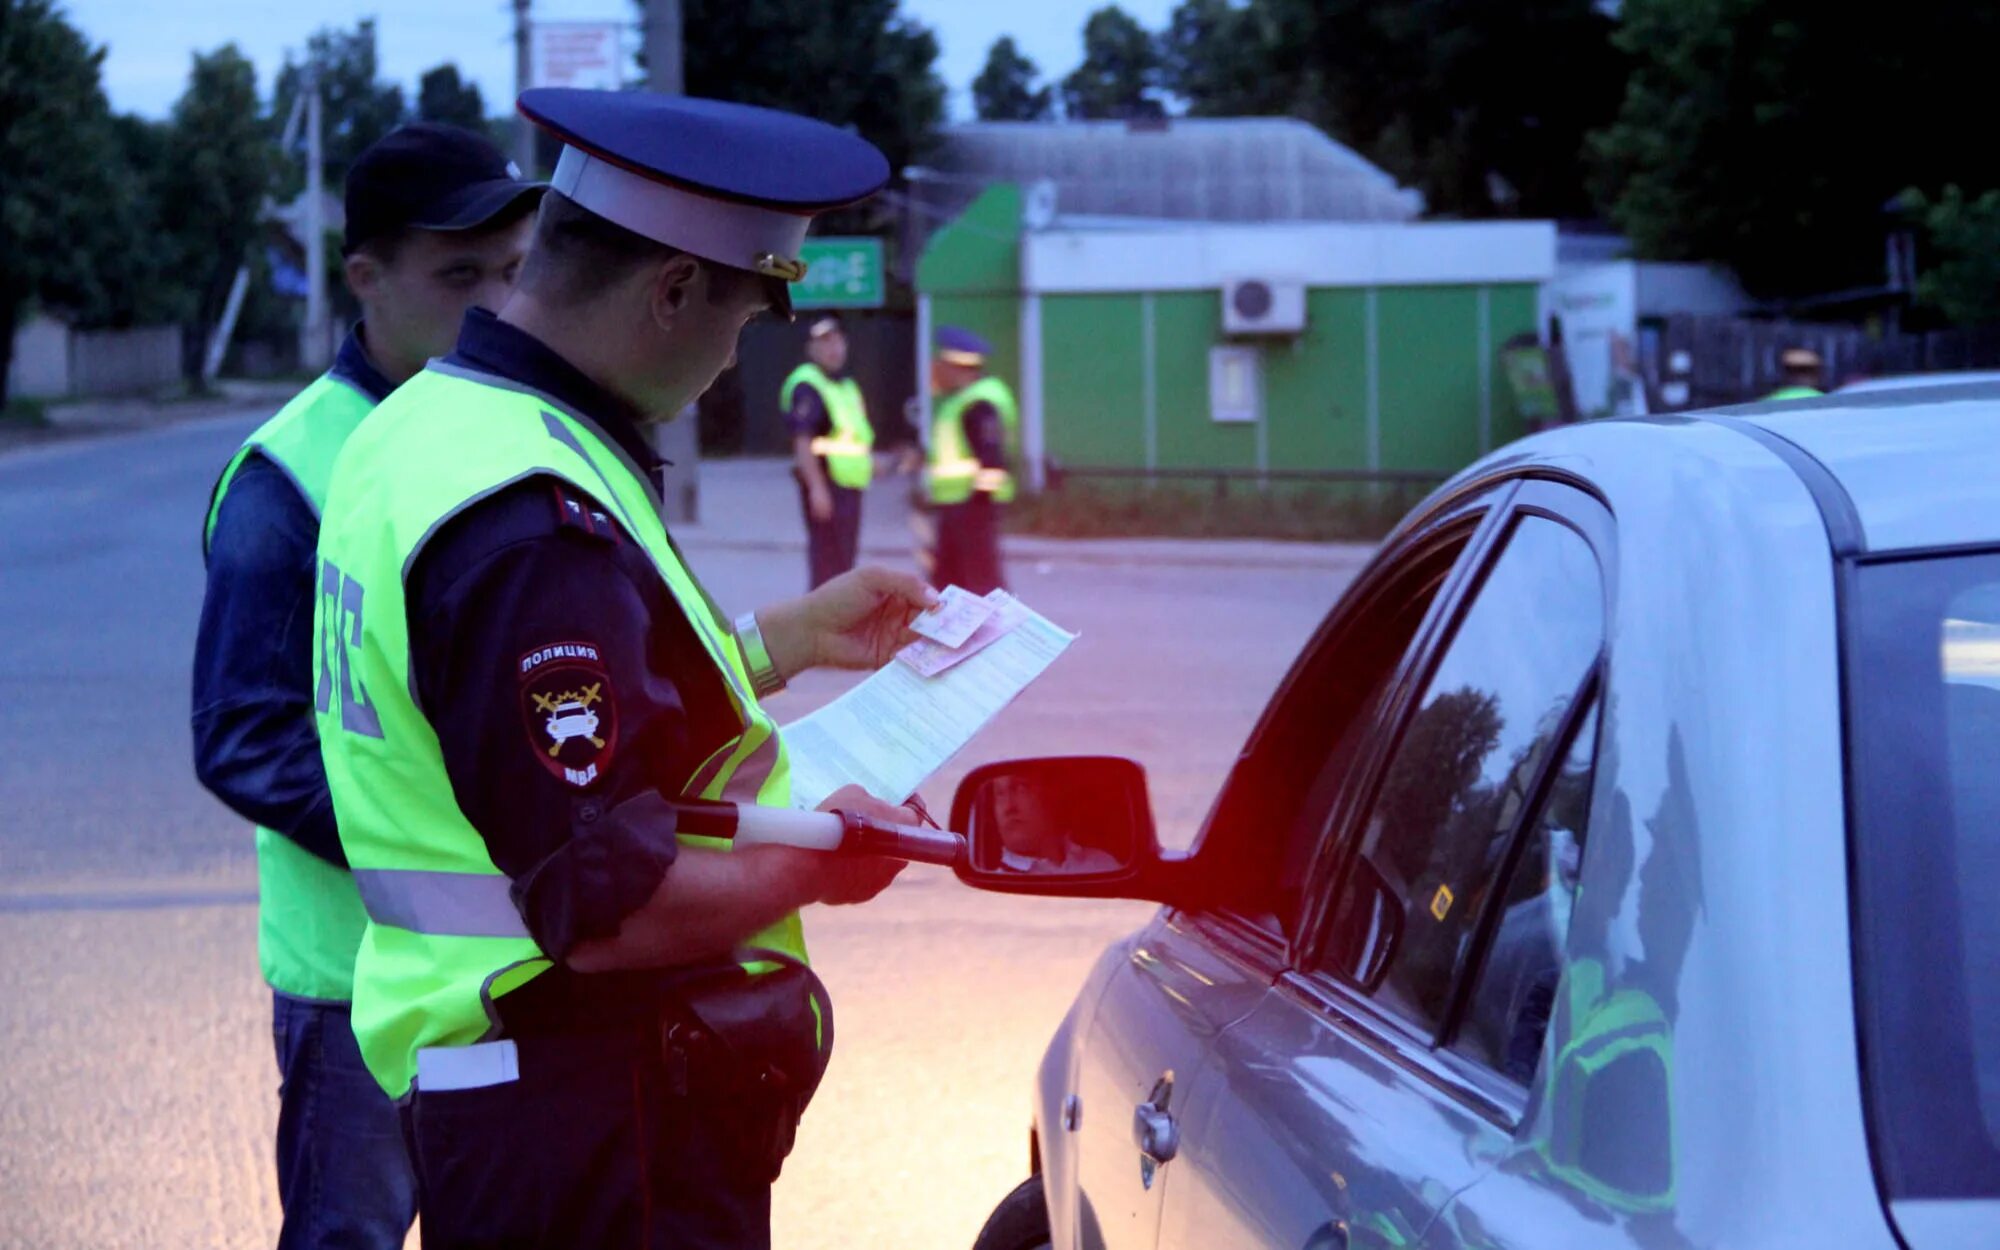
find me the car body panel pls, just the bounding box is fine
[1034,396,2000,1248]
[1422,418,1892,1246]
[1036,938,1126,1248]
[1735,383,2000,552]
[1054,911,1273,1250]
[1156,978,1489,1249]
[1836,371,2000,396]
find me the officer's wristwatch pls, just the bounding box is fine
[734,611,787,698]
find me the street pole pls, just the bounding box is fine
[514,0,536,173]
[207,89,312,384]
[646,0,683,94]
[646,0,699,524]
[301,68,329,372]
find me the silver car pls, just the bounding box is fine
[950,386,2000,1249]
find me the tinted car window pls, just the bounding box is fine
[1452,701,1598,1084]
[1321,516,1603,1037]
[1849,554,2000,1198]
[1225,529,1474,940]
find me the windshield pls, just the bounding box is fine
[1848,553,2000,1198]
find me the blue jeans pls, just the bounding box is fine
[272,992,418,1250]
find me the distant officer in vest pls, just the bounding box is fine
[1767,347,1825,400]
[783,313,874,588]
[311,89,930,1249]
[924,326,1019,595]
[191,124,544,1249]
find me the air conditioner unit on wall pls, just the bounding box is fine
[1221,278,1307,335]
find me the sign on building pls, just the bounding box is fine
[795,238,885,309]
[530,22,627,92]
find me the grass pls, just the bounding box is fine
[0,397,50,428]
[1005,478,1431,543]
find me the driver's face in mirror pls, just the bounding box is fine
[980,773,1131,874]
[994,778,1067,862]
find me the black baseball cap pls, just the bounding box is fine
[343,123,547,254]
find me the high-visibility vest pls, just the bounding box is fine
[926,375,1019,504]
[1765,385,1824,401]
[314,362,805,1098]
[781,363,874,490]
[203,373,376,1003]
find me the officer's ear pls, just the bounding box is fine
[648,253,702,331]
[343,250,382,304]
[343,231,407,304]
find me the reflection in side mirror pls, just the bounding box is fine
[952,756,1152,883]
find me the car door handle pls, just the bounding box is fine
[1133,1099,1179,1163]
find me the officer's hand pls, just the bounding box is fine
[760,566,937,677]
[808,483,834,523]
[802,785,913,905]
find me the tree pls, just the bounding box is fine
[1160,0,1288,118]
[973,36,1053,122]
[1171,0,1624,218]
[156,46,273,378]
[0,0,129,399]
[669,0,945,184]
[1900,186,2000,327]
[1374,686,1504,886]
[272,20,407,193]
[96,113,190,329]
[1060,6,1161,120]
[1591,0,2000,300]
[417,63,486,134]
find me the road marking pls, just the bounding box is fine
[0,886,258,914]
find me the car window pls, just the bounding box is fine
[1450,700,1599,1085]
[1223,528,1475,941]
[1318,515,1603,1039]
[1848,553,2000,1198]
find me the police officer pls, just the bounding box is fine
[311,89,930,1249]
[924,327,1019,595]
[191,124,544,1248]
[1767,347,1825,400]
[784,313,874,588]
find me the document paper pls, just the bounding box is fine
[783,605,1077,811]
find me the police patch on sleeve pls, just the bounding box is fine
[519,641,618,788]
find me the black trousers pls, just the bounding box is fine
[796,475,863,590]
[402,1030,770,1250]
[931,497,1006,596]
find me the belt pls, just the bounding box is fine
[414,998,713,1095]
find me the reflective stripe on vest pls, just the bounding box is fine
[204,372,377,1003]
[315,362,803,1098]
[927,375,1019,504]
[781,363,873,489]
[351,868,530,939]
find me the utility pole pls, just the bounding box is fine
[645,0,683,94]
[206,86,312,383]
[301,67,330,372]
[646,0,699,524]
[514,0,536,173]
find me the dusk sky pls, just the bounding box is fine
[64,0,1180,120]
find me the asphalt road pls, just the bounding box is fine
[0,409,1352,1249]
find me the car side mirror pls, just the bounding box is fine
[950,756,1171,898]
[1326,856,1403,993]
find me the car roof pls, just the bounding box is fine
[1716,383,2000,554]
[1837,370,2000,395]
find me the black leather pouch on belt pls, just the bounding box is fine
[664,957,833,1185]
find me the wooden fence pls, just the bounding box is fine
[1655,314,2000,408]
